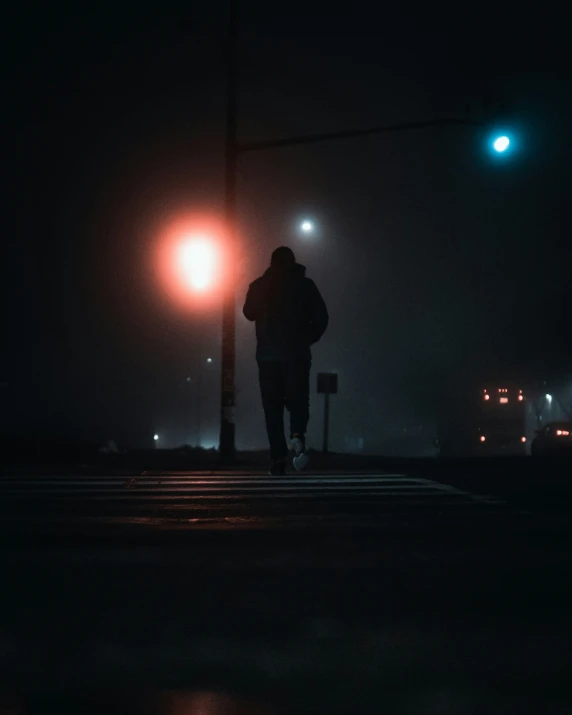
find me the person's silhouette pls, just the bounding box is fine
[243,247,329,475]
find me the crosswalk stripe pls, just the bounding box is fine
[0,472,509,523]
[0,473,411,483]
[3,487,464,499]
[0,474,471,496]
[0,475,423,490]
[0,480,434,490]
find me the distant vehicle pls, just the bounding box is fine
[530,421,572,456]
[438,379,572,457]
[477,386,527,456]
[438,383,527,457]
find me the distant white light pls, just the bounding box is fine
[153,434,159,441]
[546,394,552,403]
[206,357,213,364]
[300,220,314,233]
[493,136,510,153]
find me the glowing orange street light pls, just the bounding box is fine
[156,215,229,312]
[178,238,218,292]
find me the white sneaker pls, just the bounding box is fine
[291,435,310,471]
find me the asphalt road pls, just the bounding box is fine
[1,466,572,713]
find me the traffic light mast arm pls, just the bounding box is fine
[238,117,484,154]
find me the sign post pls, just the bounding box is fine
[317,373,338,454]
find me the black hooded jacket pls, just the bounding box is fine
[243,262,329,361]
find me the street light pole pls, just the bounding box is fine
[219,0,238,463]
[197,365,202,447]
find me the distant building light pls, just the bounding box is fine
[153,434,159,441]
[546,394,552,403]
[206,358,213,364]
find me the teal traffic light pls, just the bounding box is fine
[493,135,510,153]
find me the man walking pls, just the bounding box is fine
[243,247,329,475]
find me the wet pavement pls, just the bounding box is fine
[1,466,572,712]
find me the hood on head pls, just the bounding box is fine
[264,262,306,280]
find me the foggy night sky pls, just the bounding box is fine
[3,2,571,452]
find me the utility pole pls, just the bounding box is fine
[219,0,238,462]
[196,363,202,447]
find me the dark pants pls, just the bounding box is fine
[257,360,311,461]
